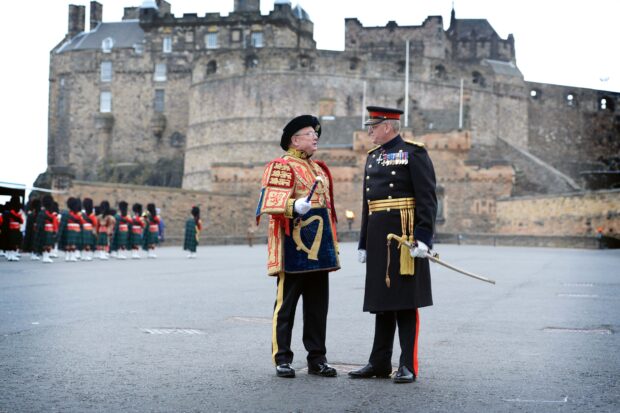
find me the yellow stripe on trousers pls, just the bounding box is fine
[271,272,285,364]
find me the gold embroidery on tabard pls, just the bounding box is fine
[292,215,324,261]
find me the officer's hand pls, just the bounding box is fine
[410,241,429,258]
[294,198,312,215]
[358,249,367,263]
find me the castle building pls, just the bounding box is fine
[43,0,619,243]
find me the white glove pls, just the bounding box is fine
[294,198,312,215]
[358,249,367,263]
[410,241,429,258]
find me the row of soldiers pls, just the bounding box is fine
[1,194,162,263]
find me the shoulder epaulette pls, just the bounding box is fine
[367,145,381,154]
[404,139,425,147]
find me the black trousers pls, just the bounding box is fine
[368,309,419,376]
[272,271,329,366]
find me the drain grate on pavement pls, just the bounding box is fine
[228,316,272,324]
[543,327,612,335]
[140,328,206,335]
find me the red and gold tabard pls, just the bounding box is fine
[256,148,340,276]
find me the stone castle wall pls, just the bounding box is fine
[496,189,620,238]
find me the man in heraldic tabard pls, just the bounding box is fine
[256,115,340,379]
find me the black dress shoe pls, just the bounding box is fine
[393,365,415,383]
[308,362,337,377]
[348,363,392,379]
[276,363,295,378]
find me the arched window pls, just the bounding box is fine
[599,96,615,112]
[472,71,486,87]
[434,64,446,79]
[206,60,217,75]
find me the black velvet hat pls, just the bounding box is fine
[280,115,321,151]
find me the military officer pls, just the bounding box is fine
[256,115,340,378]
[349,106,437,384]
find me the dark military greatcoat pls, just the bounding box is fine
[358,135,437,312]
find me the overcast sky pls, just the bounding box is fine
[1,0,618,192]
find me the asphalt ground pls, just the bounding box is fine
[1,243,619,412]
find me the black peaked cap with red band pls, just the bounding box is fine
[280,115,321,151]
[364,106,404,126]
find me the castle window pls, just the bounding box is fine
[299,55,310,69]
[100,61,112,82]
[397,60,406,73]
[154,89,165,112]
[349,58,360,71]
[530,89,541,100]
[566,93,575,107]
[251,32,263,48]
[205,32,218,49]
[163,36,172,53]
[154,63,167,82]
[246,55,259,69]
[101,37,114,53]
[434,64,446,79]
[231,29,241,43]
[472,71,486,87]
[100,91,112,113]
[206,60,217,75]
[599,96,615,112]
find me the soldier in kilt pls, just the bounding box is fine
[111,201,131,259]
[96,201,116,260]
[183,206,202,258]
[35,195,59,263]
[130,203,144,259]
[63,198,85,262]
[23,198,41,260]
[142,203,160,258]
[2,196,24,262]
[81,198,98,261]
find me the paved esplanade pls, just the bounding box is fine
[1,243,619,412]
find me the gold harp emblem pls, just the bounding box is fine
[292,215,324,261]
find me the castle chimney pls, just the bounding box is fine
[234,0,260,13]
[90,1,102,30]
[68,4,85,37]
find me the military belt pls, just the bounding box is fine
[368,197,415,213]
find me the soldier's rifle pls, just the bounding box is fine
[386,233,496,285]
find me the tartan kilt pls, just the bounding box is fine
[41,230,56,248]
[7,229,23,249]
[97,232,109,247]
[143,225,159,247]
[130,231,142,249]
[66,228,82,247]
[115,228,130,249]
[183,219,198,252]
[82,229,97,249]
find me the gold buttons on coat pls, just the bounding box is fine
[389,183,394,188]
[366,176,370,180]
[391,171,396,175]
[366,188,370,192]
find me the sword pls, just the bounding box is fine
[386,233,496,285]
